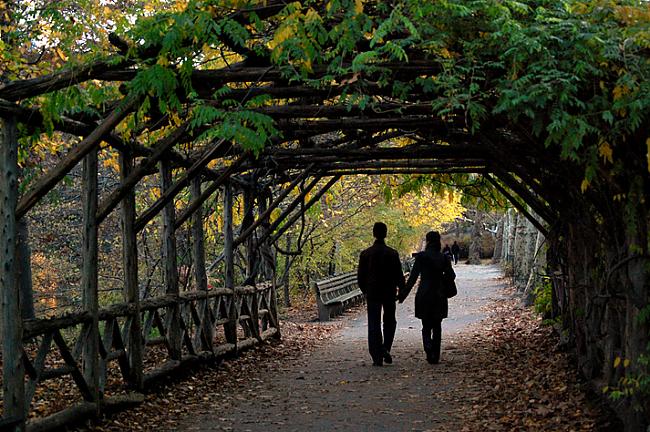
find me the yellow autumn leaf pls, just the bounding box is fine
[624,359,631,368]
[598,141,613,164]
[270,208,282,224]
[302,58,313,73]
[612,85,629,101]
[440,48,453,59]
[355,0,364,14]
[614,356,621,368]
[581,179,590,193]
[55,47,68,61]
[272,24,295,47]
[157,56,170,67]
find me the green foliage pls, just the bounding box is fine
[190,99,278,154]
[533,277,553,317]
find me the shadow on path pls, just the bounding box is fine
[176,264,508,432]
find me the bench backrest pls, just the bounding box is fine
[315,272,359,303]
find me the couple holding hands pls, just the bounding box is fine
[357,222,455,366]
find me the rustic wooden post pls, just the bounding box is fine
[257,192,275,282]
[120,149,143,389]
[223,181,237,346]
[191,177,213,351]
[1,115,25,430]
[282,235,292,308]
[81,149,100,406]
[161,159,181,360]
[242,186,256,283]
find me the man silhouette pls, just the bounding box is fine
[357,222,405,366]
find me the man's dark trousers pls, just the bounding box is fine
[367,300,396,363]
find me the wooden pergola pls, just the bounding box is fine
[0,2,595,430]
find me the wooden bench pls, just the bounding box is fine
[312,272,364,321]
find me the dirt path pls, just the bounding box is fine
[174,264,515,432]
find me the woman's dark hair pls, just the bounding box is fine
[425,231,441,251]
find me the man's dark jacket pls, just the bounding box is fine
[400,248,455,320]
[357,239,405,302]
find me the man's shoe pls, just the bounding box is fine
[372,360,383,367]
[383,351,393,364]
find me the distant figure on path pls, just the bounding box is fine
[442,243,451,259]
[451,240,460,265]
[399,231,455,364]
[357,222,405,366]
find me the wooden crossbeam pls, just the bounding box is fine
[17,97,137,219]
[173,153,250,230]
[485,174,549,237]
[134,138,228,231]
[269,175,342,244]
[96,122,190,224]
[234,165,314,247]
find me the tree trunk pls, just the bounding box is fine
[492,216,504,264]
[505,209,516,264]
[468,211,483,265]
[282,235,292,308]
[523,230,546,307]
[327,241,337,276]
[513,212,529,290]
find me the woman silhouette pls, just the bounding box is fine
[398,231,455,364]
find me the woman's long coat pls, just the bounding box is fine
[401,248,455,321]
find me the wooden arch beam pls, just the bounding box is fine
[485,174,549,237]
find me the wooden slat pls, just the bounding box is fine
[24,332,54,408]
[52,330,94,402]
[112,318,131,382]
[39,366,77,381]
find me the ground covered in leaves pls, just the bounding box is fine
[72,303,342,431]
[72,264,618,431]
